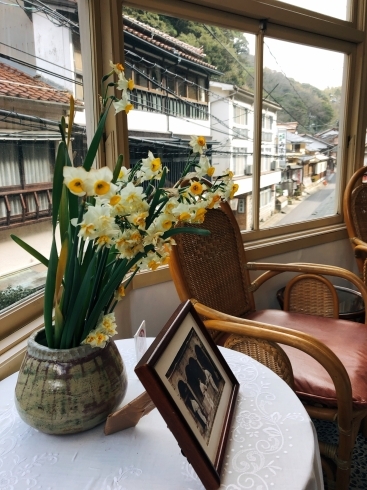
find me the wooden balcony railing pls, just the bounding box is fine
[0,184,53,230]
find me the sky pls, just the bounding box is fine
[246,0,348,90]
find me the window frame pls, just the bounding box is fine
[124,0,367,240]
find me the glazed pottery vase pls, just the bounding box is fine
[14,329,128,435]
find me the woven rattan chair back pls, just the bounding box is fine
[222,334,294,387]
[343,166,367,282]
[170,201,295,387]
[283,274,339,318]
[171,201,256,318]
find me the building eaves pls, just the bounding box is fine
[0,62,82,106]
[123,16,219,73]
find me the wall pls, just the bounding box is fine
[114,237,359,339]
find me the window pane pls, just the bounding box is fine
[260,38,344,229]
[271,0,349,21]
[0,1,87,312]
[123,8,238,189]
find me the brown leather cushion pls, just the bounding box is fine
[245,310,367,409]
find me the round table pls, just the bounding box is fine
[0,338,323,489]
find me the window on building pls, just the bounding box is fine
[260,188,272,207]
[234,105,248,125]
[233,148,248,176]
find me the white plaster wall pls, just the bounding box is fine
[32,13,74,93]
[127,110,168,133]
[168,116,210,136]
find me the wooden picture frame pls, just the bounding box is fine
[135,300,239,490]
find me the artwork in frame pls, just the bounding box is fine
[135,300,239,490]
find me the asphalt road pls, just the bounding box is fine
[277,173,336,225]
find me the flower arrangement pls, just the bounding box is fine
[11,62,238,350]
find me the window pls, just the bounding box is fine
[0,1,87,325]
[233,148,248,176]
[234,105,248,125]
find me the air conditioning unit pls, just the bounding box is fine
[245,165,253,175]
[271,161,277,171]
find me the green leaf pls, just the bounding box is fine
[83,102,111,171]
[10,235,49,267]
[44,239,59,348]
[112,154,123,183]
[52,141,68,230]
[60,254,97,349]
[163,227,211,239]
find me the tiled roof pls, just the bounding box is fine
[123,15,218,71]
[0,62,82,106]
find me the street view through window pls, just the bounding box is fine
[0,1,347,311]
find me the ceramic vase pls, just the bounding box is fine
[14,329,128,435]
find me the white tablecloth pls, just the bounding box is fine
[0,338,323,489]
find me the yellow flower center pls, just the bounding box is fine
[161,219,173,230]
[193,208,207,223]
[94,180,111,195]
[207,166,215,177]
[97,235,110,246]
[128,79,134,90]
[125,103,134,114]
[110,195,121,206]
[197,136,206,147]
[117,285,125,297]
[68,178,84,193]
[151,158,162,172]
[230,183,239,199]
[148,260,159,271]
[190,182,203,195]
[161,256,170,266]
[116,63,124,72]
[80,223,95,236]
[179,211,191,221]
[208,194,221,209]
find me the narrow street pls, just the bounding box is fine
[263,173,337,229]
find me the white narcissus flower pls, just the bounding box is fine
[127,210,149,229]
[154,213,174,232]
[79,204,118,238]
[82,330,109,348]
[109,60,124,74]
[189,135,207,154]
[97,313,118,337]
[197,155,215,178]
[171,202,193,222]
[113,91,133,114]
[116,73,134,91]
[119,182,146,205]
[63,166,89,196]
[117,166,131,183]
[85,167,116,197]
[139,151,163,180]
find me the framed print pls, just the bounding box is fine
[135,300,239,490]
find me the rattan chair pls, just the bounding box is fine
[283,273,339,318]
[343,166,367,284]
[169,199,367,490]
